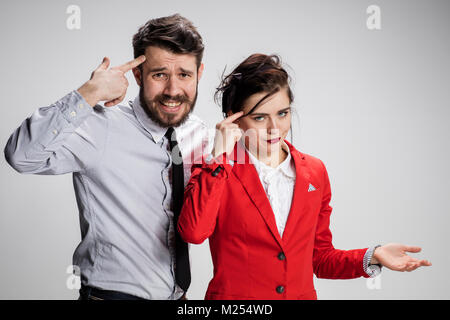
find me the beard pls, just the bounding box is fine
[139,83,198,128]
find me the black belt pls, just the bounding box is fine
[79,285,147,300]
[79,285,186,300]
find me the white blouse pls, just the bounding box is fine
[246,141,296,238]
[243,141,381,278]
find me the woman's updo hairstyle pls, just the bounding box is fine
[215,54,294,117]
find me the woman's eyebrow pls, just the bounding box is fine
[237,88,279,119]
[249,107,291,116]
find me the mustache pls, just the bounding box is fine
[156,94,191,104]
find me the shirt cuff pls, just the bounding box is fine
[58,90,94,127]
[363,245,382,278]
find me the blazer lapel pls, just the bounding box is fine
[281,141,312,242]
[230,142,284,248]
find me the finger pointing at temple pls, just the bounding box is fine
[115,55,146,73]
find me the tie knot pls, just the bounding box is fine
[165,127,175,139]
[165,127,179,151]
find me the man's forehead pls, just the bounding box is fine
[143,46,197,70]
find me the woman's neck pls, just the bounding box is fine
[246,143,289,168]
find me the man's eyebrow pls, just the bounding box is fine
[179,67,194,75]
[147,67,195,74]
[148,67,167,73]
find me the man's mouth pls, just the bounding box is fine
[159,100,183,113]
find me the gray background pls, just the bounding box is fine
[0,0,448,299]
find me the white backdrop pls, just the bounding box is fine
[0,0,449,299]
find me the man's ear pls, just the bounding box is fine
[197,63,205,81]
[132,67,142,87]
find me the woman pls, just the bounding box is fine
[177,54,431,300]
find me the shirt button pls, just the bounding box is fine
[52,129,58,135]
[276,285,285,294]
[278,252,286,261]
[78,103,84,109]
[70,111,77,117]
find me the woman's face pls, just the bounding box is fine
[236,87,291,160]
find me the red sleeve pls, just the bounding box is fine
[312,161,370,279]
[177,154,233,244]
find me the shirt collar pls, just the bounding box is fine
[129,96,172,143]
[244,140,296,179]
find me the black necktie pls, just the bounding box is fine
[165,127,191,291]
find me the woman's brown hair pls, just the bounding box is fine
[215,54,294,117]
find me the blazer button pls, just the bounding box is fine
[211,166,222,177]
[276,285,285,294]
[278,252,286,260]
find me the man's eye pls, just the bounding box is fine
[180,73,191,78]
[278,111,288,117]
[153,73,167,79]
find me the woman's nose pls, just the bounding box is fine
[267,117,279,132]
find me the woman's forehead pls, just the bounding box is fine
[242,88,290,115]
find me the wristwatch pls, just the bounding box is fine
[369,244,382,266]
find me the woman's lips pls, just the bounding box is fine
[266,137,281,144]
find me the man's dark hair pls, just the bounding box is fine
[132,14,204,68]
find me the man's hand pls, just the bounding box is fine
[371,243,432,272]
[77,55,146,107]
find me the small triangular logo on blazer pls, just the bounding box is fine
[308,183,316,192]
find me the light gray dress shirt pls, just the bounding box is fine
[4,90,210,299]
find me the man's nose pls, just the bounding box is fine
[163,77,183,97]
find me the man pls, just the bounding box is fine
[4,14,208,300]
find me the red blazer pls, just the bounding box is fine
[178,141,370,300]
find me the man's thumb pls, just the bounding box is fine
[97,57,110,70]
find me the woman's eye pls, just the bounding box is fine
[278,111,288,117]
[253,116,265,122]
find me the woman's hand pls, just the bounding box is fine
[211,111,244,158]
[371,243,432,272]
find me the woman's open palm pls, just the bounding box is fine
[375,243,432,272]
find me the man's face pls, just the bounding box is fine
[132,46,204,127]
